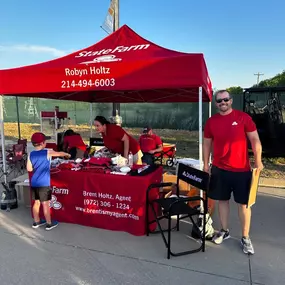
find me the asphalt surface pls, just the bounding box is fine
[0,186,284,285]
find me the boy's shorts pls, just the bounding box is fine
[31,187,52,202]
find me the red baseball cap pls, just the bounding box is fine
[31,132,51,144]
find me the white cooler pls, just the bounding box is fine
[175,158,202,175]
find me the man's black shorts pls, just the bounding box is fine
[31,187,52,202]
[209,166,252,205]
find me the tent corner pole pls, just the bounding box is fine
[16,96,21,139]
[0,95,7,184]
[208,100,212,164]
[112,0,120,117]
[198,87,203,170]
[198,87,203,211]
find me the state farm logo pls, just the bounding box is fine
[50,195,62,210]
[79,55,122,65]
[75,44,150,58]
[52,186,69,195]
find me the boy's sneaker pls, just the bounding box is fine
[32,220,46,229]
[45,221,59,231]
[212,229,230,245]
[241,237,254,255]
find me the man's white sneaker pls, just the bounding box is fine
[241,237,254,255]
[212,229,231,245]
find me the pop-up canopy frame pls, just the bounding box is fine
[0,25,212,186]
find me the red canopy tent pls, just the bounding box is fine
[0,24,212,102]
[0,25,212,187]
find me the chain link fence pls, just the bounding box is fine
[2,94,245,130]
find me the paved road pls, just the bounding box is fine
[0,187,284,285]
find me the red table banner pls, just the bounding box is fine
[33,167,162,236]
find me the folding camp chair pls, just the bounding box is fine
[18,139,28,163]
[6,144,25,179]
[146,163,210,259]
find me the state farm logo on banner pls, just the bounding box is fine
[79,55,122,65]
[50,195,62,210]
[52,186,69,195]
[75,44,150,58]
[50,186,69,210]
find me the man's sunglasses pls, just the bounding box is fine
[216,97,231,103]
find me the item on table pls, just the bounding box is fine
[75,158,82,164]
[82,165,106,174]
[84,157,111,166]
[93,147,114,158]
[128,152,134,168]
[110,171,128,175]
[120,166,131,173]
[111,155,128,167]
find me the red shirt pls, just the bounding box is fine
[204,109,256,172]
[102,124,140,155]
[139,134,162,153]
[63,135,86,151]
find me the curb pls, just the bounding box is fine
[259,177,285,188]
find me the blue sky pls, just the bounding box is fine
[1,0,284,89]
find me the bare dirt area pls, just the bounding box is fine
[4,123,284,179]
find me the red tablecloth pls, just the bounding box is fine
[32,167,162,236]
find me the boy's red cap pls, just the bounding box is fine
[31,132,51,144]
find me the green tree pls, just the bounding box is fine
[257,70,285,87]
[226,86,243,95]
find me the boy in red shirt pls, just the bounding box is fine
[203,90,263,255]
[139,126,163,165]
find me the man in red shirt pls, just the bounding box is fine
[139,127,163,165]
[203,90,263,255]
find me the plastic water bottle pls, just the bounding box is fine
[128,152,133,168]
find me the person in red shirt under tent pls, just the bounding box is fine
[139,126,163,165]
[62,129,87,159]
[94,116,142,164]
[203,90,263,255]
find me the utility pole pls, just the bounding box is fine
[112,0,120,117]
[254,72,264,85]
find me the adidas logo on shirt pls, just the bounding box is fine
[232,121,238,126]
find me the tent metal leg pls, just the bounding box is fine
[16,96,21,139]
[0,95,7,184]
[208,101,212,164]
[198,87,203,212]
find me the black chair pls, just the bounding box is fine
[146,163,210,259]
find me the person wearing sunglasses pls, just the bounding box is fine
[203,90,263,255]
